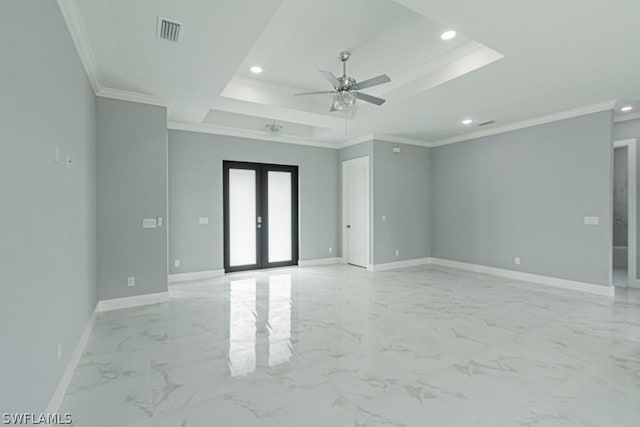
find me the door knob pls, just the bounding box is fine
[347,225,351,228]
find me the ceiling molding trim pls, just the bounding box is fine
[615,112,640,123]
[98,87,169,108]
[431,100,618,147]
[340,133,376,149]
[372,134,433,148]
[168,122,341,149]
[57,0,102,93]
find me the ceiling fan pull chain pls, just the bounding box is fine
[344,110,348,137]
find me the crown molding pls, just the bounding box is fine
[340,133,375,149]
[615,111,640,123]
[97,87,169,108]
[168,121,342,149]
[57,0,101,93]
[373,134,433,148]
[431,100,617,147]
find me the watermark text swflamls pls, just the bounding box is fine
[2,413,72,425]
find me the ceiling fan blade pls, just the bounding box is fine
[294,90,334,96]
[319,70,340,89]
[354,74,391,91]
[355,92,386,106]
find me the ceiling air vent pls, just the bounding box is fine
[157,17,182,42]
[477,120,495,127]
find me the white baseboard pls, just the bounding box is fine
[45,305,98,413]
[96,291,169,312]
[429,258,615,297]
[168,269,225,283]
[298,257,342,267]
[369,257,432,272]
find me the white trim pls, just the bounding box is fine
[369,257,431,272]
[340,133,432,149]
[371,134,432,148]
[614,111,640,123]
[298,257,342,267]
[97,87,169,108]
[429,258,615,296]
[96,291,169,312]
[341,133,375,149]
[613,138,640,288]
[431,101,617,147]
[168,269,225,283]
[168,121,341,149]
[342,156,371,269]
[56,0,101,93]
[45,306,97,414]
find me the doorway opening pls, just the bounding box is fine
[341,156,370,268]
[223,161,299,273]
[612,138,639,288]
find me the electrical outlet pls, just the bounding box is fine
[54,146,60,163]
[514,257,521,265]
[127,277,135,287]
[382,214,387,222]
[329,247,333,253]
[57,343,62,361]
[174,259,180,267]
[395,249,400,257]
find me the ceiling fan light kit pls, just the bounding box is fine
[295,51,391,112]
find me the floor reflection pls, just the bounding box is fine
[268,274,292,367]
[228,278,256,377]
[227,273,294,377]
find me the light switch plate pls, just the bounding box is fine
[142,218,158,228]
[199,217,209,225]
[584,216,600,226]
[127,277,135,287]
[382,214,387,222]
[393,147,401,154]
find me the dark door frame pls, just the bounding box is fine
[223,161,299,273]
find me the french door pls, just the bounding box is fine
[223,161,299,273]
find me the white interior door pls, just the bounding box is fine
[343,157,369,268]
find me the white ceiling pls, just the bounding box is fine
[69,0,640,146]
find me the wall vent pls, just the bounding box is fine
[157,17,182,42]
[477,120,495,127]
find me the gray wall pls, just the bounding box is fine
[168,130,338,273]
[337,140,431,265]
[373,140,431,264]
[613,117,640,277]
[431,111,613,286]
[97,98,168,300]
[0,0,97,412]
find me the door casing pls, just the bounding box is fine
[341,156,370,268]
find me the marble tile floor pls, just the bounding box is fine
[613,267,629,288]
[59,264,640,426]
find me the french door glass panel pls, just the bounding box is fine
[267,171,292,263]
[228,169,257,267]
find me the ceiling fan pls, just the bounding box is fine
[295,51,391,112]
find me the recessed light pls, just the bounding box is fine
[250,66,263,74]
[462,119,473,125]
[621,105,633,112]
[441,30,457,40]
